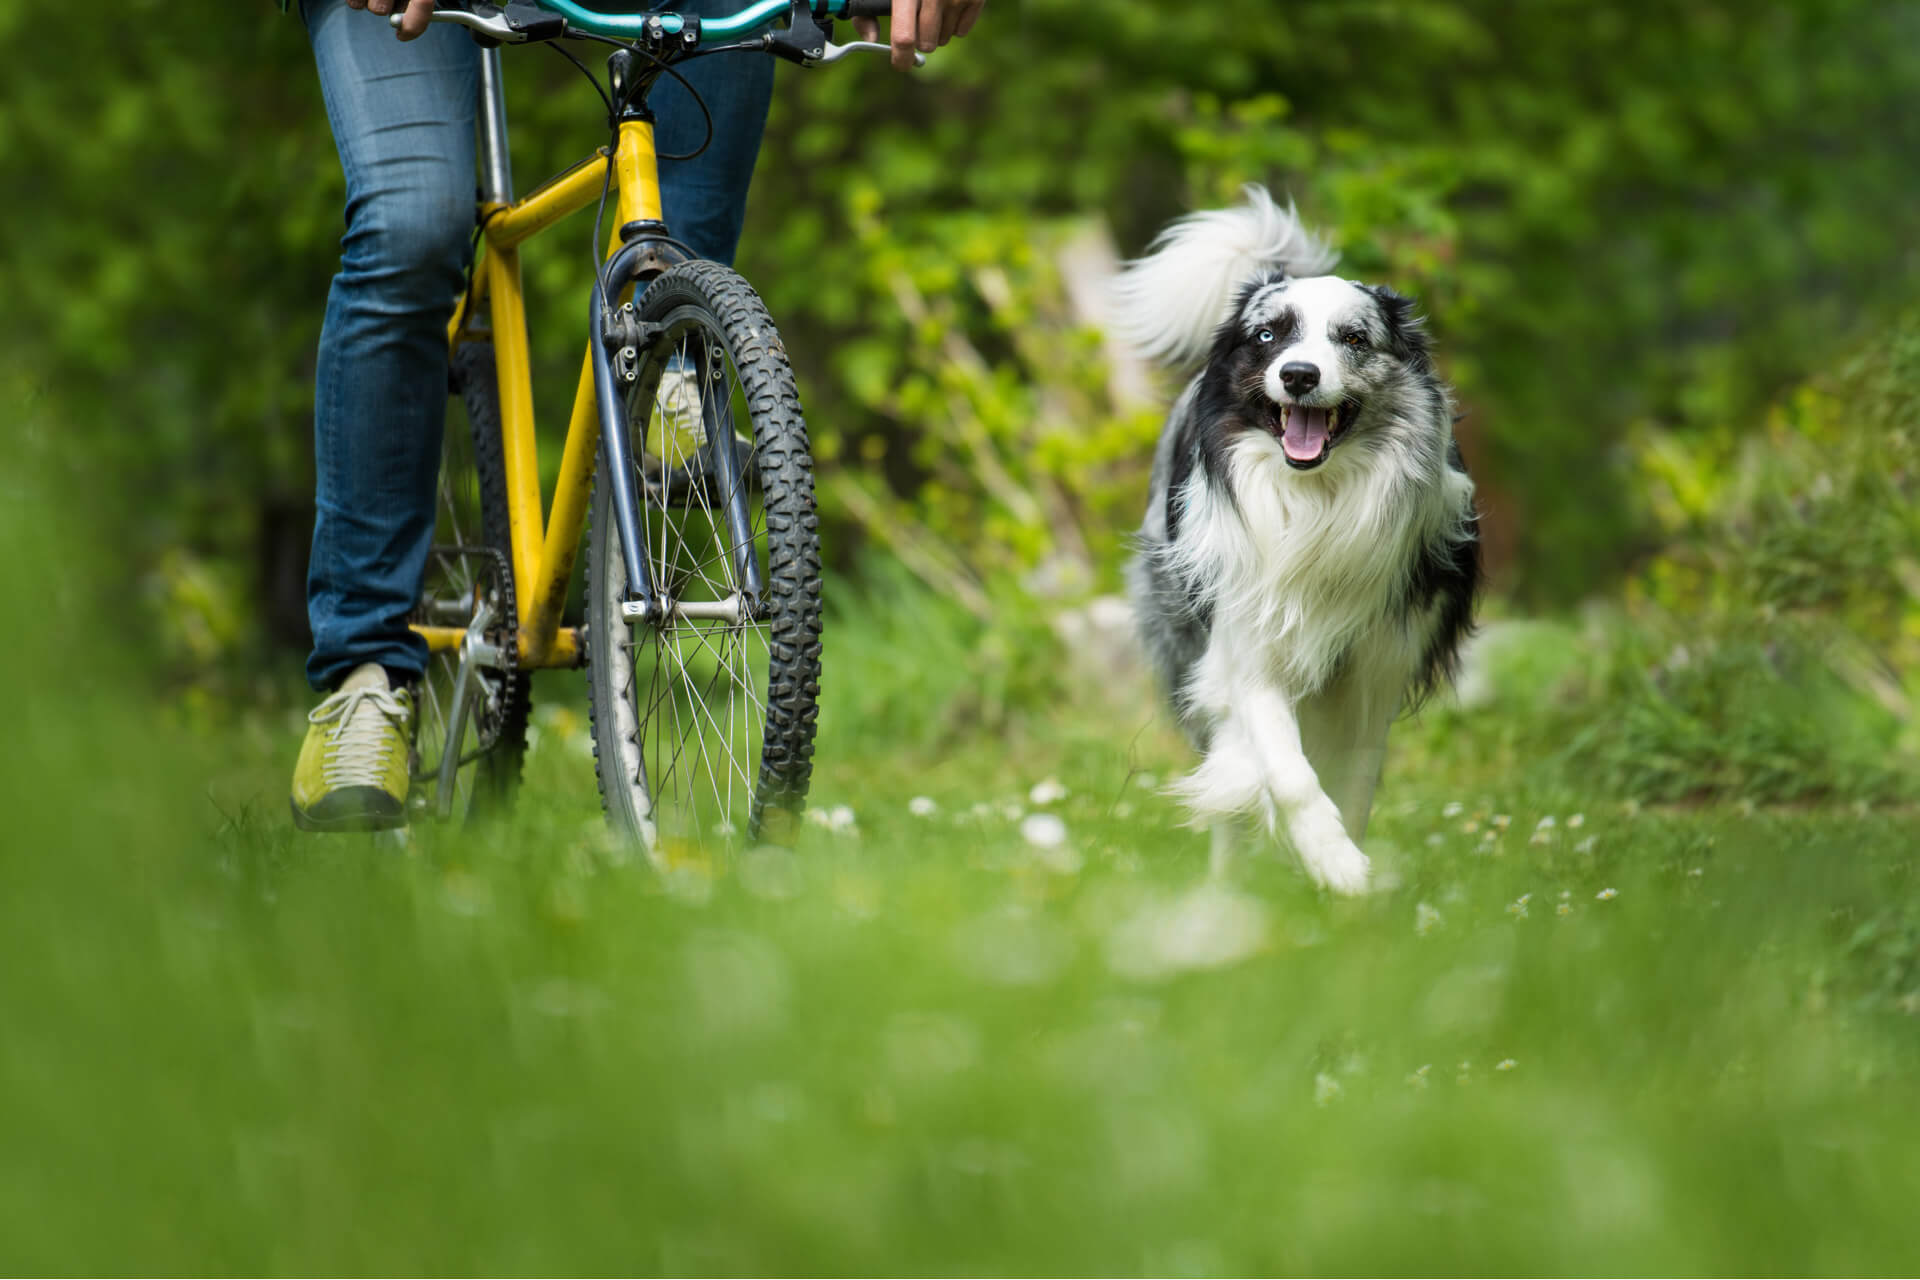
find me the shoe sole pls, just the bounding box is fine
[289,798,409,834]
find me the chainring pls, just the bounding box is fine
[409,543,520,783]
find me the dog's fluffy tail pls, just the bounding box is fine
[1110,185,1337,369]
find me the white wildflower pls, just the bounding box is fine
[1491,814,1512,830]
[1406,1064,1432,1090]
[1027,777,1069,806]
[908,795,938,818]
[1536,815,1556,830]
[804,804,858,835]
[1567,813,1586,829]
[1426,832,1445,847]
[1556,903,1573,917]
[1495,1058,1517,1072]
[1314,1072,1342,1108]
[1575,836,1597,854]
[1415,902,1442,936]
[1507,893,1531,920]
[1442,802,1464,818]
[1596,887,1619,901]
[1019,812,1068,850]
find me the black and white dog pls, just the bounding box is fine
[1117,187,1479,894]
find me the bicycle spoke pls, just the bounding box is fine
[600,295,801,851]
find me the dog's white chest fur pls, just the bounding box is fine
[1173,435,1442,698]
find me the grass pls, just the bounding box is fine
[5,573,1919,1275]
[6,362,1918,1272]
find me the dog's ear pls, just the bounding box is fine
[1365,284,1433,374]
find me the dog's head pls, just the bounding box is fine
[1208,274,1434,472]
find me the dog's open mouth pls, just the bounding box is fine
[1268,399,1362,469]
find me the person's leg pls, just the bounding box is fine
[651,1,776,265]
[302,0,478,692]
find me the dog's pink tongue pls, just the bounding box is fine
[1283,406,1331,461]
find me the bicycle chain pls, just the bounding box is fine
[411,543,519,769]
[472,543,519,756]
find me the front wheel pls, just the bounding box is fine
[585,261,823,852]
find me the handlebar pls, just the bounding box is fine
[395,0,921,65]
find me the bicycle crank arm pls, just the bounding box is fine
[433,597,510,820]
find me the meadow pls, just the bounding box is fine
[6,526,1917,1272]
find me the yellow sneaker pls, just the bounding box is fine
[647,365,707,469]
[290,663,413,832]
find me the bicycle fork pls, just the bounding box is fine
[591,231,765,629]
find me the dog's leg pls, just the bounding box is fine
[1235,687,1372,895]
[1176,646,1370,894]
[1208,819,1237,878]
[1298,656,1406,842]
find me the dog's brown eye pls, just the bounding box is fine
[1343,332,1366,348]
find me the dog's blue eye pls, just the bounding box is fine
[1257,328,1273,343]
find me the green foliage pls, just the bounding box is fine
[744,0,1920,598]
[1417,314,1920,806]
[7,0,1916,662]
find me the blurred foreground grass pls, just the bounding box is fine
[6,604,1919,1272]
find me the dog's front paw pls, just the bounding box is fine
[1299,837,1372,896]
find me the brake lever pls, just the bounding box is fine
[767,2,924,68]
[388,1,565,44]
[819,39,924,67]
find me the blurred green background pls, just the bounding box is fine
[4,0,1919,1272]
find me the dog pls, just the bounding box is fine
[1115,186,1479,894]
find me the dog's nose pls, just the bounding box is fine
[1279,362,1320,395]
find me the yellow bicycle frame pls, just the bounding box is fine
[411,117,663,671]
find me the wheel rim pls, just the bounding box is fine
[611,310,773,851]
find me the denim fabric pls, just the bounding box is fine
[301,0,771,690]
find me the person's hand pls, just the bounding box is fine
[853,0,985,71]
[347,0,436,41]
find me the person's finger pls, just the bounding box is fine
[916,0,940,50]
[364,0,390,12]
[889,0,917,70]
[955,0,983,37]
[853,15,878,41]
[346,0,369,10]
[396,0,434,39]
[939,3,961,44]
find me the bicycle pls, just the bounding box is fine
[404,0,908,850]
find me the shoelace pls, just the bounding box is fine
[309,685,410,788]
[658,368,707,447]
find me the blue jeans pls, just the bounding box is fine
[301,0,773,691]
